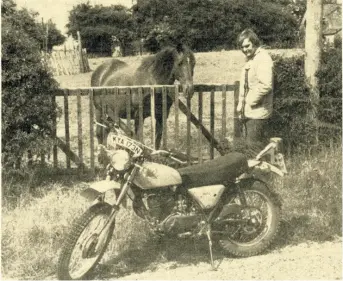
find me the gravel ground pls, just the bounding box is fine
[117,239,342,280]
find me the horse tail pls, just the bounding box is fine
[91,59,127,87]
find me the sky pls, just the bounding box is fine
[15,0,134,34]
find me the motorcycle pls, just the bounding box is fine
[57,123,287,280]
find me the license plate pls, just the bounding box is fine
[110,134,143,156]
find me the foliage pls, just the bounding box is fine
[133,0,300,52]
[317,43,342,128]
[2,0,65,52]
[1,0,60,168]
[39,20,66,52]
[269,44,342,151]
[269,54,312,150]
[67,2,135,56]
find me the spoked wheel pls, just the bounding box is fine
[57,203,115,280]
[217,180,281,257]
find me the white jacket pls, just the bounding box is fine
[237,48,274,119]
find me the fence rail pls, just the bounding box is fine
[52,83,240,173]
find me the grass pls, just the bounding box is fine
[1,143,341,280]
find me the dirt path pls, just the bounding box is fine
[115,239,342,280]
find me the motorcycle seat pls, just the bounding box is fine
[178,152,248,188]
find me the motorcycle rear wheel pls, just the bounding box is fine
[57,203,115,280]
[218,180,281,257]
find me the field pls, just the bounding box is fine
[2,48,341,280]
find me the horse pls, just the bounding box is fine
[91,44,195,149]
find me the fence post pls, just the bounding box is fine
[77,31,89,73]
[89,89,95,172]
[150,87,156,148]
[52,95,58,168]
[64,89,71,169]
[77,90,84,173]
[174,85,179,149]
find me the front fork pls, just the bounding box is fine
[97,165,140,247]
[114,164,140,206]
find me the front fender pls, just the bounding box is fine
[81,180,121,201]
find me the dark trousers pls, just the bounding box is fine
[241,118,269,148]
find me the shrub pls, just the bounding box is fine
[317,43,342,135]
[1,0,60,168]
[269,54,312,150]
[269,44,342,151]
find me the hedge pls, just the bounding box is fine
[269,44,342,152]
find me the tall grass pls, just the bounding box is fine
[1,173,150,280]
[1,144,341,280]
[277,144,342,242]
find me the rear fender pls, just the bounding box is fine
[215,178,282,223]
[237,177,283,207]
[81,180,121,203]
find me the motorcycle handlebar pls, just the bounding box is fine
[150,150,188,164]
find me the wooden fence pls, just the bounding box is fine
[51,83,240,173]
[45,48,90,76]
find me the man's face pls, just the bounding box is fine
[241,38,257,59]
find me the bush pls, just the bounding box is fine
[269,54,312,150]
[1,0,60,168]
[269,44,342,151]
[317,43,342,129]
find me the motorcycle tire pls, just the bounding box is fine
[57,203,115,280]
[218,180,281,257]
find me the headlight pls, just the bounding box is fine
[110,150,130,171]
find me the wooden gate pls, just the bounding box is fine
[52,83,240,172]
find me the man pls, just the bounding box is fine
[236,29,274,148]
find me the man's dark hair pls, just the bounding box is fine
[237,29,261,48]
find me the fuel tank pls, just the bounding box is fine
[133,162,182,189]
[188,185,226,209]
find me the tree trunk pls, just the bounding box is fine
[305,0,323,143]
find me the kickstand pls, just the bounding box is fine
[206,227,216,271]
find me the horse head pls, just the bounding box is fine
[173,44,195,98]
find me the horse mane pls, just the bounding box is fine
[137,45,194,84]
[136,47,176,84]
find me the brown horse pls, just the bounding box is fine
[91,44,195,149]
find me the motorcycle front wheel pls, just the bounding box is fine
[217,180,281,257]
[57,203,115,280]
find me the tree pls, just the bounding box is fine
[2,0,60,168]
[67,3,135,56]
[304,0,324,143]
[39,20,66,52]
[133,0,300,52]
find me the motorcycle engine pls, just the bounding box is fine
[142,188,176,221]
[138,188,202,235]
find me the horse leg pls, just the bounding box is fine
[155,116,163,150]
[155,96,173,149]
[134,115,139,139]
